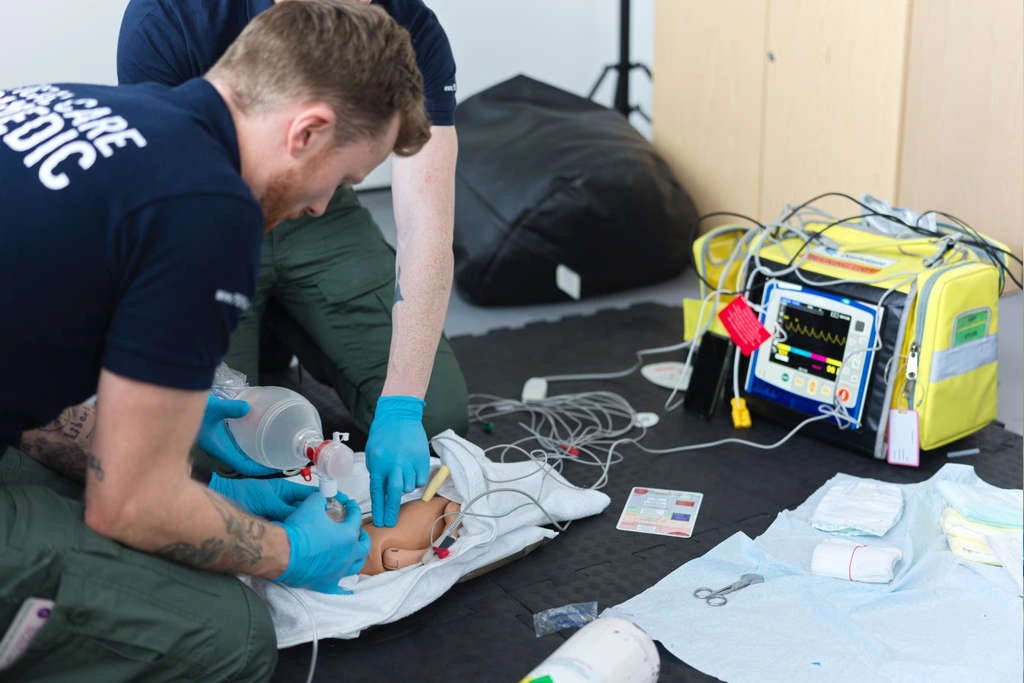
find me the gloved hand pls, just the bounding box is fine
[197,393,278,477]
[273,492,370,594]
[365,395,430,527]
[208,474,316,521]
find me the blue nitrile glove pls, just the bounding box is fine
[208,474,316,521]
[197,393,278,477]
[273,492,370,594]
[365,395,430,527]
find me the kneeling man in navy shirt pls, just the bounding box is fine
[0,2,429,680]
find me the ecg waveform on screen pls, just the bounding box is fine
[782,318,847,346]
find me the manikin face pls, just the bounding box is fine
[259,113,399,230]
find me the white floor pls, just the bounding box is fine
[359,189,1024,436]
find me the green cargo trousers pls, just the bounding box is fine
[227,186,469,436]
[0,448,277,682]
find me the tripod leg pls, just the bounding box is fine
[631,106,652,124]
[588,64,615,100]
[632,62,653,81]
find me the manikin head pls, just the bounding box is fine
[206,0,430,229]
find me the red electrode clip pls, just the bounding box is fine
[433,534,457,559]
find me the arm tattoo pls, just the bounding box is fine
[18,436,87,481]
[18,404,98,482]
[393,265,404,305]
[85,453,104,481]
[156,489,266,573]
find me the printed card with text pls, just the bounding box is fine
[616,487,703,538]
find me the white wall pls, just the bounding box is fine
[362,0,654,188]
[0,0,128,86]
[434,0,653,128]
[0,0,654,188]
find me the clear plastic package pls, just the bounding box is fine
[533,601,599,637]
[210,362,249,398]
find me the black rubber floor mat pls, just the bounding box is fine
[271,303,1022,682]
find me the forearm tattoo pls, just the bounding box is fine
[393,265,404,305]
[18,404,98,481]
[156,489,266,573]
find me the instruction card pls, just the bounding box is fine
[616,487,703,538]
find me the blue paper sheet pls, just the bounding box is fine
[606,464,1023,683]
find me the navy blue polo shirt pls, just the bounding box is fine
[0,79,262,446]
[117,0,457,126]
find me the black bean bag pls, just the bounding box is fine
[453,75,698,306]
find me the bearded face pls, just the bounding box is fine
[258,146,333,231]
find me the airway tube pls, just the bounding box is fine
[811,537,903,584]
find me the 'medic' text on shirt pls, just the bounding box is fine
[0,85,148,191]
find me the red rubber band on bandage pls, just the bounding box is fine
[848,544,866,581]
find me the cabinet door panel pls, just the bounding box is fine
[653,0,768,227]
[760,0,911,218]
[898,0,1024,264]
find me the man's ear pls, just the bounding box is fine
[286,103,336,160]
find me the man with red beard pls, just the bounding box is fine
[118,0,469,530]
[0,2,429,679]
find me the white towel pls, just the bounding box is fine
[810,480,904,536]
[810,537,902,583]
[245,430,611,646]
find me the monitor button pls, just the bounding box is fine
[837,386,851,403]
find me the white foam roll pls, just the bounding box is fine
[520,616,660,683]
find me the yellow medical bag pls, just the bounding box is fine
[690,218,1010,459]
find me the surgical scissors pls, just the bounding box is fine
[693,573,764,606]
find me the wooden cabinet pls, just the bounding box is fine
[653,0,1023,265]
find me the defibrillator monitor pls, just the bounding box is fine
[745,280,881,427]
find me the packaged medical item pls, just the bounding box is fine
[520,616,659,683]
[533,601,599,637]
[810,537,902,583]
[940,507,1021,566]
[936,480,1023,528]
[810,480,904,536]
[210,362,249,398]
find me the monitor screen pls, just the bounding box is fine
[771,297,851,382]
[747,279,881,425]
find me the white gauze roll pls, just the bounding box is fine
[810,537,903,584]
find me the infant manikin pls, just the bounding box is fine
[360,496,462,575]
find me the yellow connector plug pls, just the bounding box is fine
[731,397,752,429]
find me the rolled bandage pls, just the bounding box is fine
[811,537,902,584]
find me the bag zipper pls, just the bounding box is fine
[904,262,975,409]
